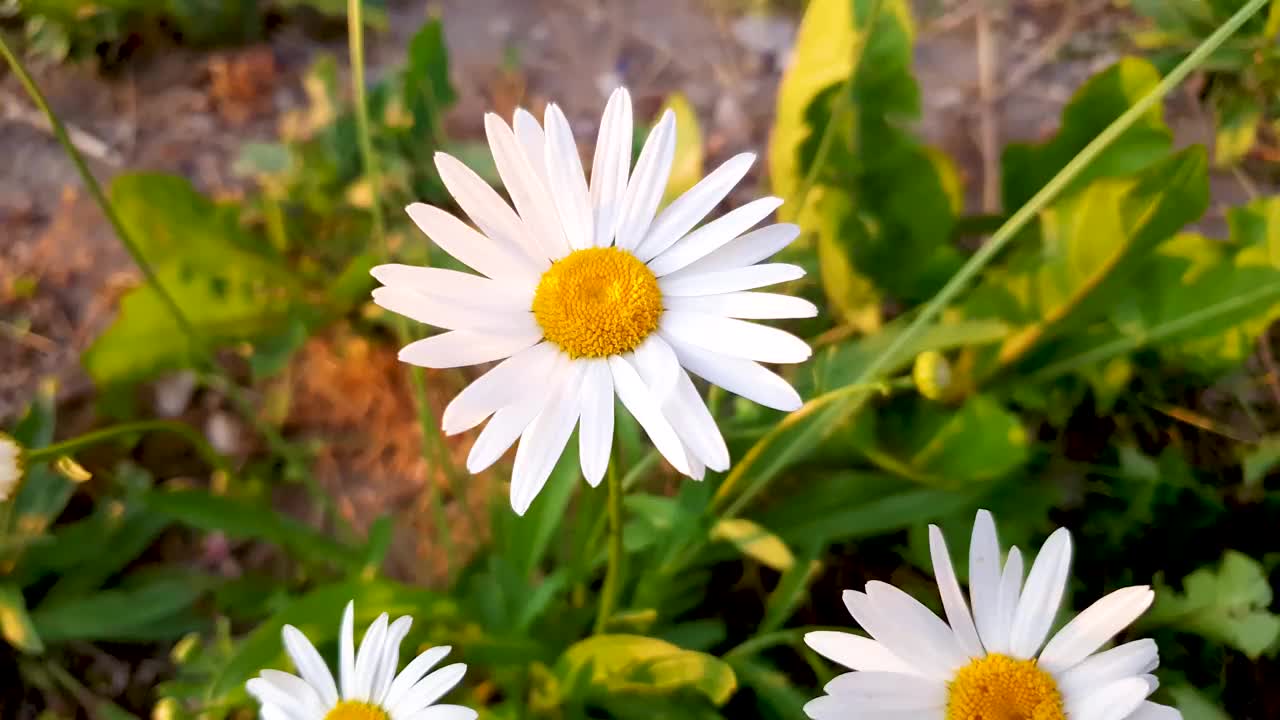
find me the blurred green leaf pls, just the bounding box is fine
[555,634,737,706]
[759,543,822,633]
[1213,91,1262,166]
[402,17,457,140]
[660,93,705,206]
[988,147,1209,369]
[814,190,881,332]
[710,518,795,572]
[143,489,363,571]
[874,395,1030,485]
[1144,550,1280,659]
[729,657,810,720]
[499,443,581,581]
[1002,58,1172,211]
[1111,197,1280,372]
[1169,685,1231,720]
[84,174,307,386]
[1242,436,1280,488]
[30,575,206,644]
[0,584,44,654]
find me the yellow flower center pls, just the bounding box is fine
[324,701,389,720]
[531,247,663,358]
[946,654,1065,720]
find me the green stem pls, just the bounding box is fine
[788,0,885,223]
[850,0,1270,390]
[25,420,229,473]
[0,36,200,352]
[1028,282,1280,383]
[707,0,1271,520]
[594,442,625,634]
[347,0,458,567]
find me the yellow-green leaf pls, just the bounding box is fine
[556,634,737,706]
[660,93,704,206]
[710,518,795,572]
[0,584,43,654]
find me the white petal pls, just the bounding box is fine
[372,616,413,704]
[589,87,633,247]
[613,110,676,251]
[968,509,1003,655]
[635,153,755,261]
[664,292,817,320]
[282,625,338,707]
[442,342,559,435]
[1056,639,1159,700]
[433,154,547,268]
[665,366,730,471]
[927,525,985,658]
[1064,677,1152,720]
[389,663,468,717]
[398,330,542,369]
[247,676,320,720]
[647,197,783,276]
[513,108,548,187]
[258,703,295,720]
[1010,527,1073,658]
[404,202,541,286]
[659,263,804,296]
[664,333,802,411]
[465,352,569,473]
[608,355,692,476]
[822,671,947,709]
[385,646,452,710]
[352,613,389,701]
[510,363,584,515]
[804,695,941,720]
[841,590,945,681]
[660,311,811,364]
[578,359,615,486]
[1126,702,1183,720]
[372,287,535,334]
[804,631,915,674]
[261,670,328,716]
[340,601,356,698]
[370,265,531,311]
[1038,586,1156,674]
[485,113,571,259]
[684,446,706,480]
[413,705,480,720]
[543,104,595,250]
[630,334,681,404]
[663,223,800,278]
[864,581,967,679]
[989,545,1024,656]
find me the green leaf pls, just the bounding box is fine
[874,395,1030,485]
[143,489,363,571]
[1169,685,1231,720]
[402,18,457,138]
[30,575,206,644]
[208,578,457,700]
[0,584,44,654]
[729,657,811,720]
[770,0,917,218]
[759,543,822,633]
[555,634,737,706]
[661,93,705,206]
[1111,197,1280,372]
[1001,58,1172,211]
[84,174,306,386]
[498,442,580,581]
[709,518,796,572]
[814,190,881,332]
[1212,90,1262,167]
[1144,550,1280,659]
[989,147,1209,368]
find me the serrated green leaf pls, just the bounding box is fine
[555,634,737,706]
[1002,58,1172,211]
[1144,550,1280,658]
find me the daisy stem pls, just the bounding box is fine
[347,0,458,570]
[593,442,625,635]
[0,37,200,352]
[24,420,231,474]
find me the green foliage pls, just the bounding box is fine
[1144,550,1280,659]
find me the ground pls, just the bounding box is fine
[0,0,1270,583]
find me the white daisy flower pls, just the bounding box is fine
[804,510,1181,720]
[0,433,22,502]
[247,601,476,720]
[371,87,815,514]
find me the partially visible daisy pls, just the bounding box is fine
[247,601,476,720]
[0,433,22,502]
[371,87,815,515]
[804,510,1180,720]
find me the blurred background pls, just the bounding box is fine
[2,0,1280,718]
